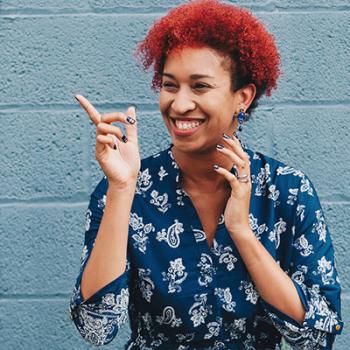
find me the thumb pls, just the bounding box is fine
[125,106,138,144]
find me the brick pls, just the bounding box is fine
[0,111,88,200]
[257,12,349,104]
[271,107,350,199]
[0,205,87,294]
[0,15,155,105]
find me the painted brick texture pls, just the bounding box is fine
[0,1,349,349]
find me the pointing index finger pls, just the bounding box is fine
[75,94,101,125]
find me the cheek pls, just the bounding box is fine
[159,93,170,114]
[210,94,235,120]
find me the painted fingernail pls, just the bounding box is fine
[126,116,135,124]
[216,144,224,150]
[233,132,238,138]
[74,95,80,103]
[213,164,219,170]
[223,133,231,140]
[122,135,128,143]
[113,144,117,150]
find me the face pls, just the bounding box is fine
[159,46,242,154]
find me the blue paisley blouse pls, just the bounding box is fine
[69,144,343,349]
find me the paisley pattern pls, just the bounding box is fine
[70,144,343,349]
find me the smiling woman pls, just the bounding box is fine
[69,0,343,349]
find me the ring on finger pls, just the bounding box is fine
[237,174,249,183]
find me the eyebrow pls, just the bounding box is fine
[162,72,215,80]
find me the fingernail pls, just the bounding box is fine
[233,132,238,138]
[223,133,231,140]
[126,116,135,124]
[216,144,224,150]
[74,95,80,103]
[213,164,219,170]
[132,105,137,112]
[113,144,117,150]
[122,135,128,143]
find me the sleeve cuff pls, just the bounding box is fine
[260,280,343,335]
[70,269,129,317]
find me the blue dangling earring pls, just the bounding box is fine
[235,107,248,132]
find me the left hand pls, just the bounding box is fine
[214,134,252,238]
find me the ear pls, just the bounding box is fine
[237,83,256,110]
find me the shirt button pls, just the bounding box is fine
[335,324,341,331]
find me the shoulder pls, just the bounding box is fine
[245,147,315,201]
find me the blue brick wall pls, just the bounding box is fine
[0,1,349,349]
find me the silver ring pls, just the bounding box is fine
[237,174,249,183]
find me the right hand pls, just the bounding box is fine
[75,94,141,189]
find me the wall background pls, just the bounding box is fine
[0,0,349,349]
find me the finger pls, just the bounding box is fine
[221,134,250,176]
[222,133,248,161]
[124,106,138,144]
[96,134,116,149]
[100,111,128,123]
[75,94,101,125]
[97,122,124,141]
[100,108,137,144]
[216,143,245,168]
[213,165,240,189]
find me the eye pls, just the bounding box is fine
[193,83,210,90]
[161,82,176,89]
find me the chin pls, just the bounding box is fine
[171,138,214,155]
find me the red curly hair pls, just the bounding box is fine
[134,0,281,114]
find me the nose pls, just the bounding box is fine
[170,89,196,115]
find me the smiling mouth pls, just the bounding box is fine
[170,118,205,130]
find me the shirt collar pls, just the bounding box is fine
[163,143,182,191]
[162,142,252,192]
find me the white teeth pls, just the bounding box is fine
[175,120,202,130]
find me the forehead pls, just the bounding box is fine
[163,46,230,78]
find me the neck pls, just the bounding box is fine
[172,145,233,194]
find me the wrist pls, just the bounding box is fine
[228,225,254,241]
[107,181,137,196]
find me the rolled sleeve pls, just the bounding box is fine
[69,177,131,346]
[262,175,343,349]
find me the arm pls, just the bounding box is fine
[69,177,135,346]
[230,227,306,323]
[264,175,343,349]
[215,136,342,349]
[81,182,135,300]
[231,175,343,349]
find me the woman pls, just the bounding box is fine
[69,0,343,349]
